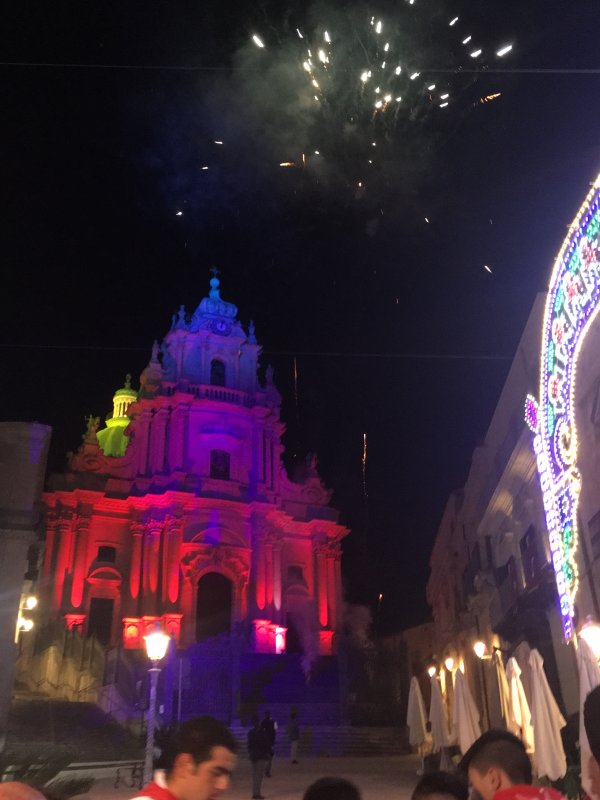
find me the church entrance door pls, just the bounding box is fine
[196,573,232,641]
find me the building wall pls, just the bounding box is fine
[426,289,598,722]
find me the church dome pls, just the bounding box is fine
[97,374,136,457]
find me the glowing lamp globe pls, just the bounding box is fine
[444,657,454,671]
[25,596,38,610]
[473,641,487,659]
[144,627,169,662]
[580,617,600,660]
[427,665,437,678]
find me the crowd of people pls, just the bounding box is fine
[1,687,599,800]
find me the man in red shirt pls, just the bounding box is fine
[132,716,237,800]
[460,731,564,800]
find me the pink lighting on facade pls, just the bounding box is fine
[41,275,348,656]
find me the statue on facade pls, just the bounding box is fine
[83,415,100,442]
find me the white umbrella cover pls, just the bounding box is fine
[452,668,482,754]
[494,650,511,728]
[577,637,600,798]
[407,676,428,747]
[506,656,534,752]
[528,648,567,780]
[429,675,451,752]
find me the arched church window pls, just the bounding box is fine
[97,545,116,563]
[210,359,226,387]
[210,450,230,481]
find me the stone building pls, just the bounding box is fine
[426,177,600,727]
[40,274,347,662]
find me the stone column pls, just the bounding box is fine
[130,522,144,601]
[265,537,274,614]
[70,517,90,609]
[254,526,266,613]
[180,573,195,645]
[53,516,74,610]
[145,520,162,599]
[0,422,51,752]
[164,517,182,606]
[149,408,168,474]
[315,543,329,629]
[272,539,282,621]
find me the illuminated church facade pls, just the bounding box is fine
[41,275,347,657]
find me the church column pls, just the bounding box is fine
[42,516,57,583]
[265,536,274,615]
[264,431,272,489]
[70,517,90,609]
[315,542,329,629]
[149,408,168,474]
[332,547,343,631]
[163,517,182,606]
[53,516,74,610]
[254,526,266,613]
[272,539,282,622]
[180,573,195,645]
[136,409,152,476]
[326,546,337,631]
[143,520,162,608]
[130,522,144,600]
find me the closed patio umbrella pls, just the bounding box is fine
[506,656,534,752]
[407,676,428,748]
[528,648,566,780]
[452,668,481,754]
[429,675,452,753]
[493,650,511,728]
[577,637,600,798]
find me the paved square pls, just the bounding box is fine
[89,755,421,800]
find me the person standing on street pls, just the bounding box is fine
[288,710,300,764]
[260,710,277,778]
[248,715,270,800]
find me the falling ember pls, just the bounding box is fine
[462,35,472,44]
[252,34,265,48]
[440,93,449,99]
[410,71,420,80]
[360,70,369,82]
[324,30,331,43]
[470,49,482,57]
[427,84,436,90]
[384,93,392,102]
[318,49,328,63]
[279,162,295,167]
[201,166,209,170]
[496,44,513,57]
[440,102,449,108]
[303,61,311,72]
[395,65,401,75]
[478,92,502,104]
[362,433,368,498]
[449,16,459,26]
[384,42,390,52]
[294,357,300,421]
[425,217,430,223]
[375,20,382,33]
[214,140,223,145]
[374,100,383,109]
[484,264,493,273]
[175,211,183,216]
[296,28,303,38]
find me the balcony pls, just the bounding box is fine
[162,382,267,408]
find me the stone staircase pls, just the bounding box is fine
[230,724,409,758]
[7,698,143,761]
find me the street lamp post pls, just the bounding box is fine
[473,641,492,729]
[143,625,170,786]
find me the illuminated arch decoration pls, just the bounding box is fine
[525,174,600,641]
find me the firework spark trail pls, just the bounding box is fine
[362,432,368,498]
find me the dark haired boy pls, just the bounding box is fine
[132,716,237,800]
[460,730,564,800]
[303,777,362,800]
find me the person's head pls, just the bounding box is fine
[0,784,46,800]
[162,716,237,800]
[303,778,361,800]
[584,685,600,796]
[290,711,297,720]
[412,772,469,800]
[460,730,532,800]
[264,710,271,720]
[251,714,260,727]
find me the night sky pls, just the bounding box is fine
[3,1,600,633]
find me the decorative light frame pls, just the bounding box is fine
[525,174,600,641]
